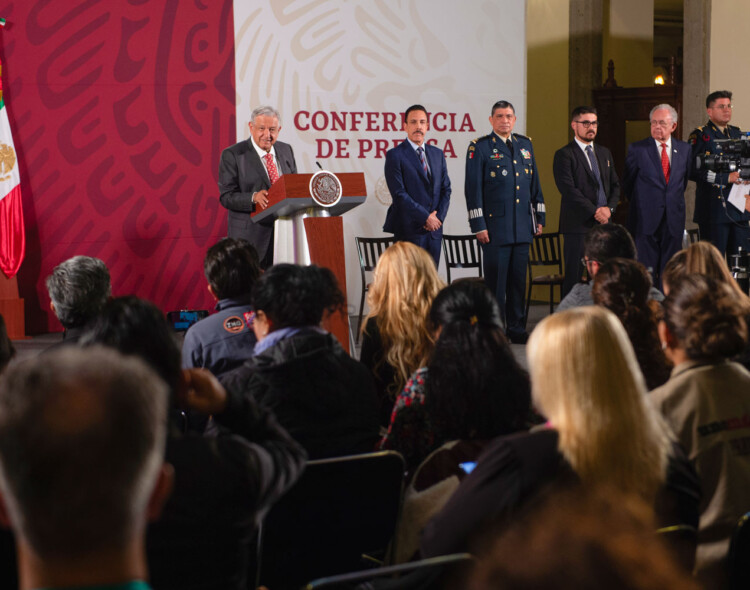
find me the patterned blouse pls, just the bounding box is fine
[378,367,436,472]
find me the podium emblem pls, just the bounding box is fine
[309,170,342,207]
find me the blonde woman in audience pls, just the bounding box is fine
[421,306,699,561]
[360,241,445,425]
[653,274,750,590]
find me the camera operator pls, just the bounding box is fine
[689,90,750,258]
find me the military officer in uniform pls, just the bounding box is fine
[465,100,545,344]
[689,90,750,257]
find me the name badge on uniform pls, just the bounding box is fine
[520,148,531,160]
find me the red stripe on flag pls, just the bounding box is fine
[0,183,25,278]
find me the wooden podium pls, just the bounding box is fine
[252,172,367,353]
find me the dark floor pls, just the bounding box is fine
[9,303,555,372]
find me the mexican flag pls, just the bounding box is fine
[0,95,24,279]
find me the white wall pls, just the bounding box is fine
[233,0,527,315]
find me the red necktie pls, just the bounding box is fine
[661,143,670,183]
[264,153,279,184]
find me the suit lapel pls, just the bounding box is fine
[247,141,271,189]
[405,139,431,187]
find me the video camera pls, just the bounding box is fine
[696,134,750,180]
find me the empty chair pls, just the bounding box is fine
[355,237,396,342]
[256,451,406,590]
[526,232,564,325]
[442,235,482,283]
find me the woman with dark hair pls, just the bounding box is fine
[653,274,750,589]
[222,263,380,459]
[380,280,530,471]
[592,258,672,389]
[380,281,531,561]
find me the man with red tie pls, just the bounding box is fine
[623,104,691,286]
[219,106,298,268]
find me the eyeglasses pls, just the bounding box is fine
[580,257,599,268]
[650,120,673,127]
[711,104,733,111]
[574,120,598,128]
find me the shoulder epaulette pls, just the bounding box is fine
[513,133,530,141]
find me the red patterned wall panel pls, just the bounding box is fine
[1,0,235,333]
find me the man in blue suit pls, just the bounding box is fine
[624,103,691,286]
[383,104,451,265]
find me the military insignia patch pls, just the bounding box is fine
[520,148,531,160]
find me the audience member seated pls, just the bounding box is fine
[592,258,672,389]
[379,279,530,469]
[79,296,305,590]
[0,314,14,373]
[222,263,380,459]
[557,224,663,312]
[421,307,699,559]
[0,346,173,590]
[681,241,750,372]
[182,238,261,378]
[45,255,111,345]
[467,487,701,590]
[652,274,750,590]
[360,241,445,426]
[381,280,531,562]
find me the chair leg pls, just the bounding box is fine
[356,286,366,344]
[525,279,532,329]
[549,285,554,316]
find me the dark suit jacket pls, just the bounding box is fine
[553,141,620,234]
[218,139,297,259]
[382,139,451,242]
[623,137,691,237]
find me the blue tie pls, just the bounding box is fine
[417,146,431,181]
[585,145,607,208]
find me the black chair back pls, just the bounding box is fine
[304,553,474,590]
[355,237,396,342]
[729,511,750,590]
[257,451,406,590]
[525,232,565,325]
[442,235,482,283]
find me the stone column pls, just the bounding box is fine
[682,0,711,228]
[569,0,603,118]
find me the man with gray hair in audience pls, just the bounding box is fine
[45,255,111,344]
[0,347,173,590]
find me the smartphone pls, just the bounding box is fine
[166,310,209,332]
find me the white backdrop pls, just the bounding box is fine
[233,0,527,316]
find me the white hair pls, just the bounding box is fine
[251,105,281,126]
[649,103,678,125]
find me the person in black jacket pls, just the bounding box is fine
[78,296,306,590]
[222,263,381,460]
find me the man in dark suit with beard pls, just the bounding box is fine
[219,106,297,268]
[553,106,620,297]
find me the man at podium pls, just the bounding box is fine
[219,106,298,268]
